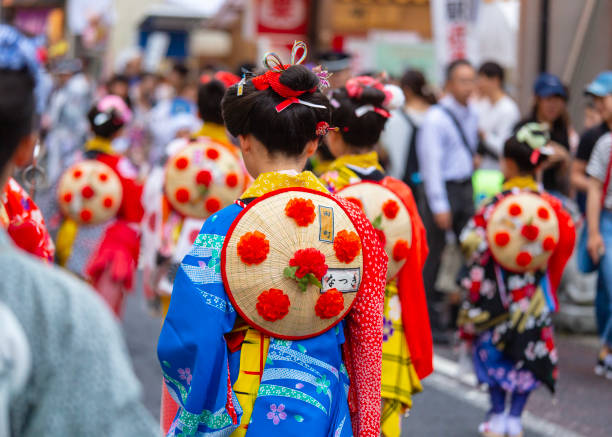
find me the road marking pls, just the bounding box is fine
[427,354,585,437]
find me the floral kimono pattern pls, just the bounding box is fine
[457,186,575,393]
[158,170,386,437]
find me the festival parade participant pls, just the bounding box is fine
[319,75,433,437]
[457,123,575,437]
[55,95,144,317]
[157,43,387,436]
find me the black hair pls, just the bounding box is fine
[446,59,473,82]
[478,61,504,85]
[87,102,125,139]
[400,69,437,105]
[173,63,189,78]
[107,74,130,88]
[329,80,389,149]
[198,79,226,125]
[0,68,35,170]
[222,65,330,157]
[503,135,549,175]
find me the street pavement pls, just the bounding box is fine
[122,289,611,436]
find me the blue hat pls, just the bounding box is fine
[585,71,612,97]
[533,73,567,99]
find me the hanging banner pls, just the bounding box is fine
[256,0,310,36]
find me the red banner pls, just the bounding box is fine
[256,0,309,36]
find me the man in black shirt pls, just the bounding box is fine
[572,71,612,211]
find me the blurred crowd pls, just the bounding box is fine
[1,17,612,437]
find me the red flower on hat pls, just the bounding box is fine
[256,288,290,322]
[382,199,399,219]
[521,224,540,241]
[375,228,387,247]
[393,239,410,262]
[285,198,316,227]
[237,231,270,265]
[334,230,362,263]
[315,288,345,319]
[289,248,328,280]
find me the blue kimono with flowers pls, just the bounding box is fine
[158,202,353,436]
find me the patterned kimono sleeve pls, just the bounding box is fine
[338,198,388,437]
[157,206,241,436]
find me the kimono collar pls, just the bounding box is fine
[192,122,232,145]
[241,170,328,199]
[85,137,115,155]
[328,151,383,173]
[502,176,539,192]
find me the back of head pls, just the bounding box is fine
[503,123,550,174]
[222,64,330,157]
[198,71,240,125]
[88,95,133,139]
[330,76,391,148]
[0,25,40,171]
[478,61,504,86]
[400,68,436,105]
[446,59,473,83]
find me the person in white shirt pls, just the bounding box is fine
[473,61,520,170]
[380,69,436,183]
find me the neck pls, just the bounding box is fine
[405,98,429,112]
[488,88,505,103]
[449,94,467,107]
[253,156,307,178]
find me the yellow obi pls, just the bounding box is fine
[381,280,423,437]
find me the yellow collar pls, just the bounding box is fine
[85,137,115,155]
[502,176,539,192]
[241,170,328,199]
[193,123,231,145]
[328,151,382,173]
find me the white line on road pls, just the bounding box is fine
[427,355,584,437]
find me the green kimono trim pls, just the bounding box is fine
[176,407,236,435]
[257,384,327,414]
[194,233,224,249]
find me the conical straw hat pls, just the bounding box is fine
[57,160,123,225]
[338,181,412,281]
[221,187,364,339]
[164,137,246,219]
[486,192,559,273]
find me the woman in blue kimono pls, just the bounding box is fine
[157,47,387,437]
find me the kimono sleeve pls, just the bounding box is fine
[157,205,241,436]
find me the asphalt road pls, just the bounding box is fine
[122,289,610,436]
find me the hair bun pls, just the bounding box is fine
[279,65,319,92]
[344,76,388,107]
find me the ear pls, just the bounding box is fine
[13,133,37,167]
[304,139,318,158]
[238,134,252,153]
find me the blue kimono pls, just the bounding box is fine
[158,202,353,436]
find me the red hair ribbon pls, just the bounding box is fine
[252,69,316,98]
[345,76,393,107]
[354,104,390,118]
[530,148,541,165]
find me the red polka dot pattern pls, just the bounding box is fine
[175,188,190,203]
[516,251,532,267]
[80,209,92,222]
[62,192,72,203]
[206,148,219,160]
[81,185,94,199]
[205,197,221,213]
[494,231,510,247]
[225,173,238,188]
[196,170,212,187]
[175,157,189,170]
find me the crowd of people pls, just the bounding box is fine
[1,20,612,437]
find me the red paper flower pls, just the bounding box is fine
[226,173,239,188]
[392,239,410,262]
[175,157,189,170]
[315,288,345,319]
[542,236,557,252]
[175,187,190,203]
[206,197,221,213]
[516,251,532,267]
[382,199,399,219]
[509,203,522,216]
[285,198,316,227]
[521,224,539,241]
[196,170,212,187]
[316,121,330,136]
[289,248,328,280]
[494,231,510,247]
[206,148,219,160]
[256,288,290,322]
[345,197,363,210]
[334,230,362,263]
[538,207,550,220]
[237,231,270,265]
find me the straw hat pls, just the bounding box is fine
[221,188,364,339]
[338,181,412,281]
[164,137,246,219]
[57,160,123,225]
[486,192,559,273]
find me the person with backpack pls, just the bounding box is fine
[416,59,479,336]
